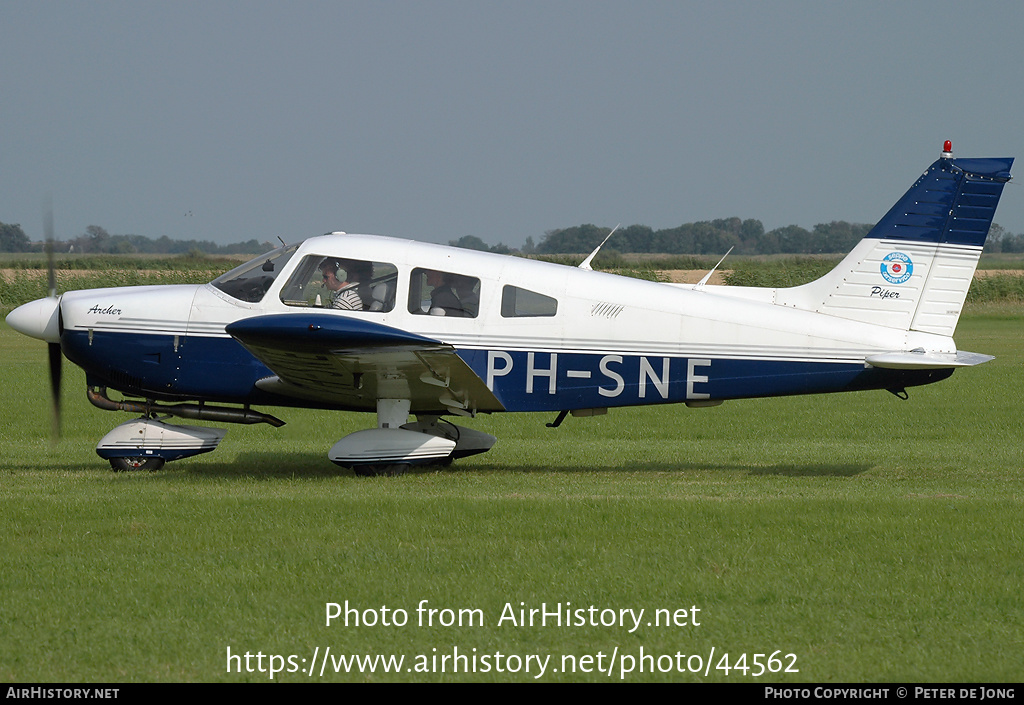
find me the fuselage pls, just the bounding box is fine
[47,232,953,413]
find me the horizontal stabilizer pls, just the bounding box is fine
[865,350,994,370]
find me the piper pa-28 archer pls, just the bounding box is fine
[6,142,1014,475]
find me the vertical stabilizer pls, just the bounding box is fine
[778,145,1013,335]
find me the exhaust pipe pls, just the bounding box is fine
[87,386,286,427]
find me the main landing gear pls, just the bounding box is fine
[329,399,496,476]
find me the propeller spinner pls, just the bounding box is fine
[5,203,66,440]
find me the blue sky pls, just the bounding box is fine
[3,1,1022,247]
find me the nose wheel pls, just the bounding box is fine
[109,456,166,472]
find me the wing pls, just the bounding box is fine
[226,313,504,415]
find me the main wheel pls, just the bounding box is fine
[109,456,166,472]
[352,463,410,477]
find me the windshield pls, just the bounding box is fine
[211,245,299,303]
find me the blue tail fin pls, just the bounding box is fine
[866,155,1013,247]
[778,148,1013,335]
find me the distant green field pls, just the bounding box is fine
[978,252,1024,269]
[0,251,248,271]
[1,305,1021,682]
[4,254,1024,312]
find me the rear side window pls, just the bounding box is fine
[501,286,557,317]
[408,268,480,318]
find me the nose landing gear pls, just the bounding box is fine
[95,417,226,472]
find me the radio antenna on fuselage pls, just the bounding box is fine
[695,246,734,288]
[578,224,620,271]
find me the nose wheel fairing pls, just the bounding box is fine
[95,417,227,468]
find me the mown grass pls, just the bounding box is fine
[1,307,1022,682]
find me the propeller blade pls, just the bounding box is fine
[44,194,56,298]
[44,196,61,440]
[48,341,62,440]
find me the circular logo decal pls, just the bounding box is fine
[881,252,913,285]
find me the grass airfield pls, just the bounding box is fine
[1,309,1022,682]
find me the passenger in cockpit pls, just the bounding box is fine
[452,274,479,317]
[427,270,467,316]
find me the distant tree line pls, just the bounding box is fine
[4,218,1024,256]
[447,235,517,254]
[534,219,866,256]
[0,222,272,255]
[530,219,1024,256]
[980,224,1024,253]
[0,222,31,252]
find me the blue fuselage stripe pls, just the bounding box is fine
[61,329,953,412]
[458,349,948,411]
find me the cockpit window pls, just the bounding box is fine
[211,245,298,303]
[279,255,398,312]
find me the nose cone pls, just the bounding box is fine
[6,297,61,343]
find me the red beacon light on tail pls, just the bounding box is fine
[942,140,953,158]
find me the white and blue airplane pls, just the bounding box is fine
[6,142,1014,474]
